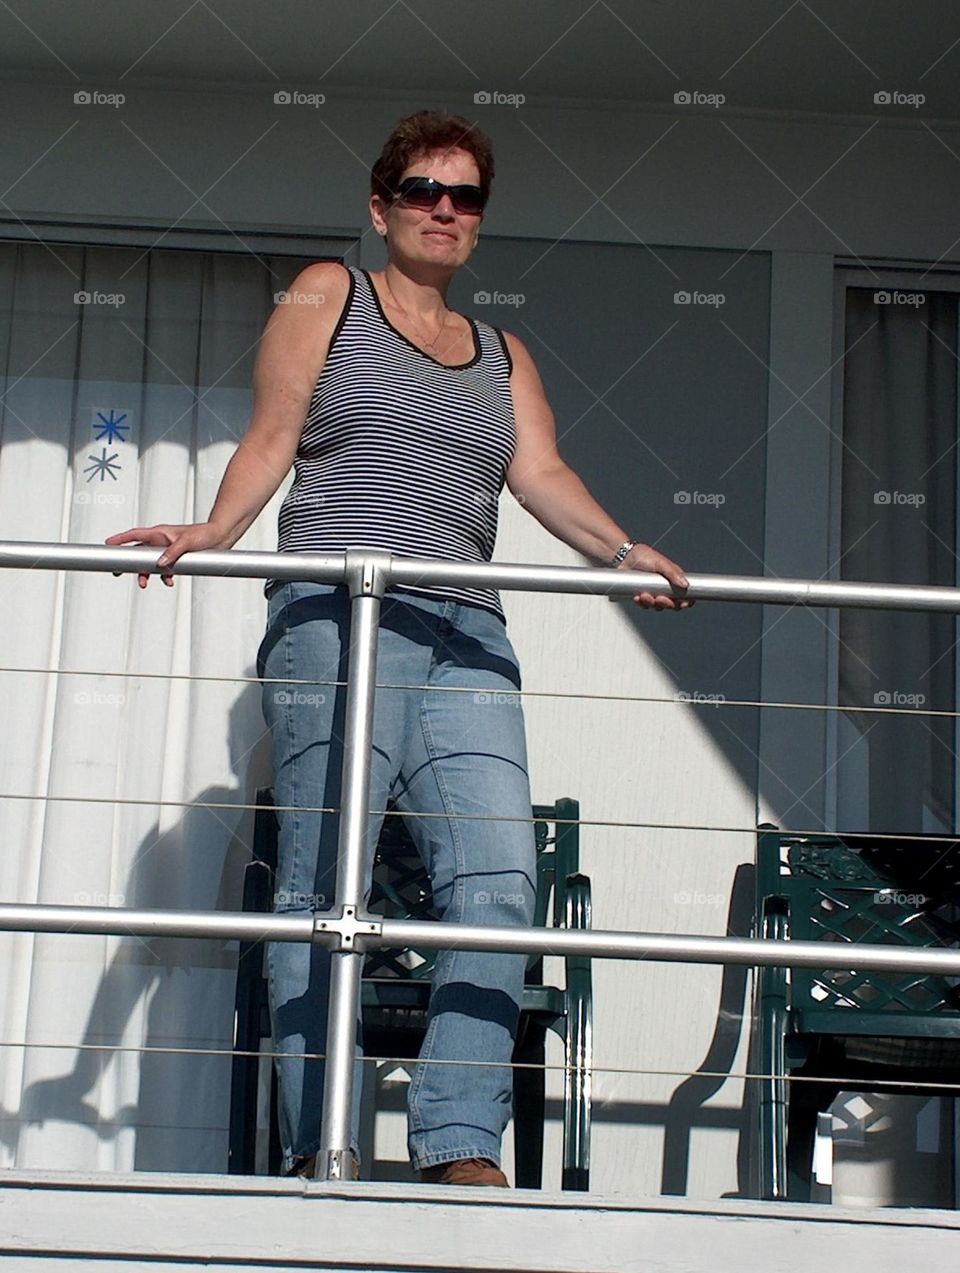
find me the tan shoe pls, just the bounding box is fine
[419,1157,508,1186]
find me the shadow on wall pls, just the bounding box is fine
[367,865,759,1194]
[13,679,273,1171]
[9,678,760,1190]
[459,235,774,803]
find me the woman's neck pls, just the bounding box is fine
[380,260,452,319]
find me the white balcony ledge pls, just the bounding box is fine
[0,1169,957,1272]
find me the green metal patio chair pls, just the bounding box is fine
[753,825,960,1202]
[229,790,593,1189]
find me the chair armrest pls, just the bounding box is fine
[755,899,790,1199]
[757,901,789,1001]
[563,872,591,930]
[562,873,592,992]
[561,873,592,1189]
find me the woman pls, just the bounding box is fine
[108,109,693,1187]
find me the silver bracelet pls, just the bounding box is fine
[609,539,637,568]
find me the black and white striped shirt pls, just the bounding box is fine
[266,265,517,620]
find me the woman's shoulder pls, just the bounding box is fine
[277,262,355,342]
[285,260,354,305]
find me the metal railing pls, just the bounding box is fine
[3,538,960,1181]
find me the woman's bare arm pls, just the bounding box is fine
[502,330,693,610]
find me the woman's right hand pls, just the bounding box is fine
[105,521,230,589]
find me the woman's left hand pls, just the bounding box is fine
[619,544,695,610]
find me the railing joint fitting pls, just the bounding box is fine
[313,904,382,951]
[344,549,390,600]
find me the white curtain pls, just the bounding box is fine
[0,237,350,1170]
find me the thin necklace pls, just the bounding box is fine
[384,279,453,352]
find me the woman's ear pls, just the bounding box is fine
[369,195,388,237]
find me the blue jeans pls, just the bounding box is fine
[256,581,538,1173]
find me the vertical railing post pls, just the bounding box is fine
[317,550,389,1181]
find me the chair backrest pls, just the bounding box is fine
[364,797,581,982]
[757,828,960,1040]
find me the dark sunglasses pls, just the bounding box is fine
[392,176,486,216]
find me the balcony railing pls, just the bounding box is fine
[2,539,960,1185]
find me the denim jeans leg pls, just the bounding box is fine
[398,604,538,1172]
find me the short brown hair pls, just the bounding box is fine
[371,109,495,207]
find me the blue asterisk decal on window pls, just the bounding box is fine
[93,409,129,443]
[84,448,122,482]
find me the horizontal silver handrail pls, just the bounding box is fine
[3,539,960,610]
[1,902,959,977]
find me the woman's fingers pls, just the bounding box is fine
[107,525,180,586]
[108,520,203,588]
[106,526,174,548]
[621,545,693,610]
[632,591,695,610]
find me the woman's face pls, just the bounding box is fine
[371,147,484,271]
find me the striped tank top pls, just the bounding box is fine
[266,265,517,621]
